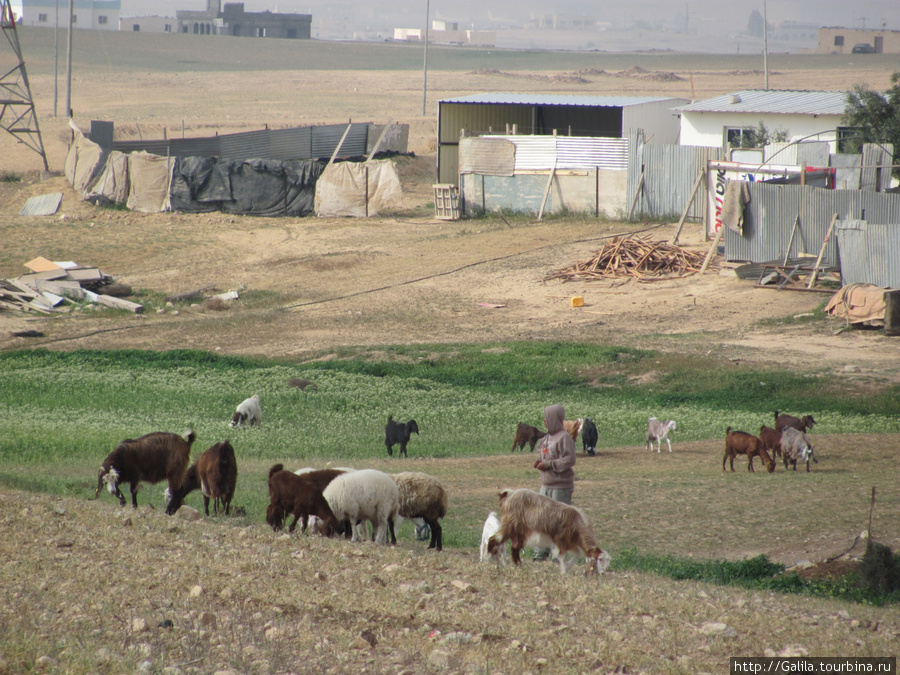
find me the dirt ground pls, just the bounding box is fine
[2,51,900,376]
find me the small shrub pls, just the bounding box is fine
[0,170,23,183]
[860,541,900,595]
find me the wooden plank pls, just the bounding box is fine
[671,169,704,245]
[699,225,725,274]
[537,162,557,222]
[807,213,839,289]
[24,256,63,273]
[365,119,393,162]
[96,294,144,313]
[6,278,39,297]
[327,123,353,167]
[62,267,104,282]
[627,170,645,220]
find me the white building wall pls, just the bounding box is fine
[623,98,690,145]
[679,111,845,152]
[16,1,119,30]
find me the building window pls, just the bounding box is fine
[837,126,862,154]
[132,24,140,31]
[165,24,171,32]
[834,35,844,47]
[71,14,76,23]
[98,15,107,24]
[38,13,48,22]
[725,127,755,148]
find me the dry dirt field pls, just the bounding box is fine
[1,36,900,674]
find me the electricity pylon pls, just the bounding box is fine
[1,0,49,170]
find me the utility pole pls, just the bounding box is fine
[65,0,73,117]
[421,0,429,116]
[763,0,769,90]
[53,0,58,116]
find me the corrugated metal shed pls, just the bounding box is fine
[442,94,676,107]
[724,182,900,268]
[675,90,848,116]
[836,220,900,288]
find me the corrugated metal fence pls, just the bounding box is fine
[111,123,370,162]
[725,182,900,278]
[836,220,900,288]
[626,129,723,220]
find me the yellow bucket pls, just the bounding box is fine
[570,296,584,307]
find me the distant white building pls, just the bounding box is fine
[676,90,851,153]
[120,15,176,33]
[12,0,120,30]
[394,20,495,47]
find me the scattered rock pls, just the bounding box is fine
[778,645,808,657]
[699,622,736,636]
[132,617,148,633]
[843,365,861,373]
[451,580,477,593]
[157,619,174,629]
[176,506,201,521]
[189,585,203,598]
[428,650,461,669]
[201,612,217,628]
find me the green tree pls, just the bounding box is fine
[844,72,900,176]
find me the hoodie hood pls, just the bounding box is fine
[543,404,566,435]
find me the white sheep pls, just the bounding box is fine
[479,511,507,565]
[646,417,677,453]
[391,472,448,551]
[322,469,400,545]
[230,394,262,428]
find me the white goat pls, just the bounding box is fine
[479,511,507,565]
[780,427,818,472]
[230,394,262,428]
[646,417,677,453]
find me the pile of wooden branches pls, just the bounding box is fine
[544,235,709,282]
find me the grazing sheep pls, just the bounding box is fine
[323,469,400,545]
[563,418,583,442]
[774,411,816,434]
[265,464,341,534]
[391,472,448,551]
[511,422,546,453]
[646,417,677,453]
[487,488,611,577]
[780,427,818,472]
[287,378,317,391]
[166,440,238,516]
[92,430,196,515]
[723,427,774,473]
[758,425,783,460]
[230,394,262,428]
[385,416,419,457]
[480,511,507,564]
[581,418,599,456]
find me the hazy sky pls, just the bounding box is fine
[121,0,900,30]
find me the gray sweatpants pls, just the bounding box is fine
[533,486,574,560]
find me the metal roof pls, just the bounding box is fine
[675,90,848,116]
[439,93,681,108]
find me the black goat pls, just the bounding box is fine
[385,416,419,457]
[581,418,599,456]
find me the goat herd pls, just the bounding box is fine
[87,393,818,577]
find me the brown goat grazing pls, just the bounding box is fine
[93,430,196,514]
[758,425,783,460]
[166,440,238,516]
[774,411,817,434]
[511,422,546,452]
[487,488,611,577]
[266,465,342,534]
[723,427,775,473]
[563,418,583,442]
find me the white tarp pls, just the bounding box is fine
[126,152,174,213]
[314,160,402,218]
[85,151,130,206]
[64,121,105,196]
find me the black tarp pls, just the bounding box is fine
[171,157,324,216]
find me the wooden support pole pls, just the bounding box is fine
[627,169,645,220]
[807,212,839,289]
[671,169,705,245]
[699,225,725,274]
[783,215,799,266]
[537,162,557,221]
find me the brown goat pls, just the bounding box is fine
[92,430,196,514]
[487,488,611,577]
[774,411,817,434]
[758,425,783,460]
[266,465,341,535]
[563,419,583,442]
[166,440,238,516]
[511,422,546,452]
[723,427,774,473]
